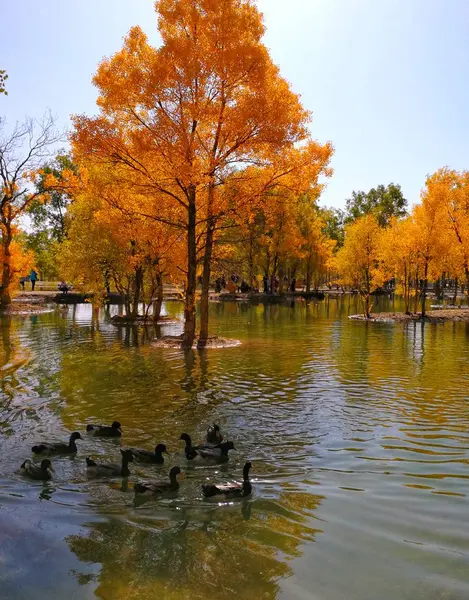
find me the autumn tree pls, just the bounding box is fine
[25,152,76,279]
[72,0,332,347]
[297,201,335,291]
[334,214,384,318]
[424,168,469,298]
[345,183,407,227]
[412,183,449,317]
[0,113,63,305]
[0,237,35,294]
[61,165,182,320]
[380,217,418,314]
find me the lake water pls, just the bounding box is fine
[1,297,468,600]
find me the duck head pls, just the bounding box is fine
[179,433,192,445]
[112,421,121,430]
[155,443,168,454]
[169,466,182,478]
[71,432,82,441]
[218,441,235,454]
[207,424,223,442]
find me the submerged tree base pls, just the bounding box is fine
[349,309,469,323]
[152,335,241,349]
[0,303,55,316]
[111,315,180,326]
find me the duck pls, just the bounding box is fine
[85,449,133,477]
[134,466,182,495]
[32,431,82,455]
[179,433,235,464]
[86,421,122,437]
[206,424,223,445]
[20,459,54,481]
[179,433,199,459]
[202,461,252,498]
[192,441,236,464]
[127,443,168,464]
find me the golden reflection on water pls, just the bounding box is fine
[1,297,469,599]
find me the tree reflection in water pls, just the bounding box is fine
[66,487,323,599]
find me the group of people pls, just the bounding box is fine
[214,274,251,294]
[19,270,72,294]
[263,275,297,294]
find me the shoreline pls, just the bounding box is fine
[1,303,55,316]
[111,315,180,326]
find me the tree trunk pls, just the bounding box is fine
[421,261,429,318]
[248,229,254,290]
[199,187,216,347]
[183,186,197,348]
[278,263,285,294]
[403,264,409,314]
[413,268,420,314]
[153,271,163,323]
[305,255,312,293]
[465,267,469,306]
[131,266,143,318]
[434,277,441,300]
[453,277,458,305]
[0,222,13,307]
[363,269,372,318]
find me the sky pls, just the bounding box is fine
[1,0,468,209]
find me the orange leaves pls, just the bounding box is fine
[422,168,469,283]
[69,0,333,336]
[0,237,35,295]
[73,0,332,215]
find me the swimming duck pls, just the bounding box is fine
[86,421,122,437]
[179,433,235,464]
[20,459,54,481]
[202,461,252,498]
[85,449,133,477]
[127,443,168,464]
[192,441,236,464]
[206,424,223,445]
[32,432,82,455]
[179,433,199,459]
[134,466,183,495]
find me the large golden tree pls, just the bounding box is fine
[72,0,332,346]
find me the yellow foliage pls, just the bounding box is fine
[0,237,35,299]
[335,214,384,317]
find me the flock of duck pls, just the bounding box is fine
[20,421,253,499]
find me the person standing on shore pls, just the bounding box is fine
[29,269,38,291]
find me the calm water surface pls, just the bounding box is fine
[1,298,468,600]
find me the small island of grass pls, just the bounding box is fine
[350,308,469,323]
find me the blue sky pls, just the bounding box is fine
[1,0,468,209]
